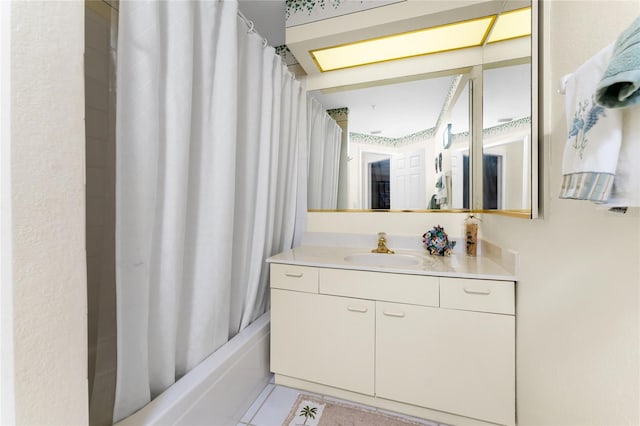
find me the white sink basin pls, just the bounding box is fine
[344,253,422,267]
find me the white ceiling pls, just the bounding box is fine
[311,75,456,138]
[483,63,532,126]
[237,0,286,47]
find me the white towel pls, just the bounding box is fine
[604,106,640,207]
[560,43,623,202]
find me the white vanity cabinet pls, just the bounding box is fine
[270,263,516,426]
[270,264,375,395]
[376,293,515,425]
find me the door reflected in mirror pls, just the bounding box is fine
[482,61,532,212]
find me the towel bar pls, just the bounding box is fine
[558,73,572,95]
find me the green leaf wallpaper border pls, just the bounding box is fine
[351,117,531,148]
[350,127,436,148]
[275,45,299,66]
[327,107,349,122]
[286,0,344,20]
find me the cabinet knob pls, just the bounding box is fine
[284,272,304,278]
[347,306,368,313]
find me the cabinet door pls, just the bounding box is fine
[271,289,375,395]
[376,301,515,426]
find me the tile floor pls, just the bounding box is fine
[238,375,443,426]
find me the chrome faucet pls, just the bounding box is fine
[372,232,395,254]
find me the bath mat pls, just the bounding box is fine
[283,394,428,426]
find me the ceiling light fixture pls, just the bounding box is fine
[310,15,496,72]
[486,7,532,43]
[309,6,532,73]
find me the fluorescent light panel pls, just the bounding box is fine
[310,7,532,72]
[486,7,532,43]
[311,16,495,72]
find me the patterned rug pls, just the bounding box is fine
[283,394,428,426]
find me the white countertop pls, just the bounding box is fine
[267,245,517,281]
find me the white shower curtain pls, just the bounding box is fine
[113,0,305,421]
[307,97,343,209]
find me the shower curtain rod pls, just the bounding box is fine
[237,9,269,48]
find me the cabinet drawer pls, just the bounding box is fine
[270,264,318,293]
[440,278,514,315]
[320,268,439,307]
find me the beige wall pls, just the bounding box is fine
[308,1,640,425]
[9,1,88,425]
[483,1,640,424]
[308,211,470,239]
[0,0,13,423]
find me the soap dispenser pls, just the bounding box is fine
[464,214,480,256]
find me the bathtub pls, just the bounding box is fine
[115,312,272,426]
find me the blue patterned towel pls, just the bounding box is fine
[560,44,623,202]
[596,17,640,108]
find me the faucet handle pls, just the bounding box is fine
[372,232,394,254]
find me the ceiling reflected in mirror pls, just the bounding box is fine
[312,74,458,139]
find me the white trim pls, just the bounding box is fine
[0,0,15,423]
[531,0,540,218]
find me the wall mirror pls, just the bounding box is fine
[295,0,537,218]
[309,70,472,211]
[480,60,532,213]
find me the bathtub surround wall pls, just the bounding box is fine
[3,1,88,424]
[307,1,640,425]
[114,0,305,421]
